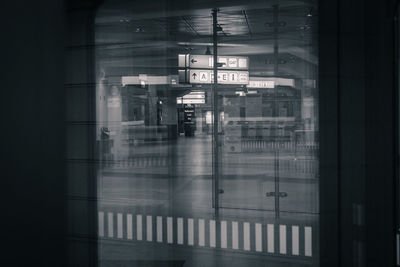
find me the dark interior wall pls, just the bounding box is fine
[319,0,339,265]
[338,0,367,265]
[65,0,103,266]
[0,1,66,266]
[0,0,102,266]
[320,0,397,266]
[364,0,397,265]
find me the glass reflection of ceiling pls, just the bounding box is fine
[95,0,317,79]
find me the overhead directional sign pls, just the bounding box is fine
[122,75,179,86]
[189,69,249,85]
[248,80,275,88]
[179,54,249,70]
[177,91,206,104]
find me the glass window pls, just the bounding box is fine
[95,0,319,266]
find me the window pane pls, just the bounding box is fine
[95,0,319,266]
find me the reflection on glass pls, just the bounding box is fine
[96,0,319,266]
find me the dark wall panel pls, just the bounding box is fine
[0,1,66,266]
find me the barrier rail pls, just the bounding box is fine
[241,141,318,152]
[101,155,318,178]
[101,156,172,168]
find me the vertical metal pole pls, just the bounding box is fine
[273,4,280,219]
[275,150,280,219]
[273,4,279,75]
[212,8,219,216]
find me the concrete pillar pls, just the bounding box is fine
[106,85,122,157]
[145,85,158,126]
[163,95,178,139]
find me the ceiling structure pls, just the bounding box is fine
[95,0,318,81]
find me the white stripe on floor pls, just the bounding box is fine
[243,222,250,251]
[127,214,133,240]
[292,226,299,255]
[255,223,262,252]
[157,216,162,243]
[167,217,173,244]
[305,226,312,256]
[267,224,274,253]
[98,212,104,237]
[280,225,287,254]
[136,215,142,241]
[232,221,239,249]
[198,219,205,247]
[177,217,184,245]
[221,221,227,249]
[188,218,194,246]
[210,220,216,248]
[146,215,152,242]
[117,213,123,239]
[108,212,114,238]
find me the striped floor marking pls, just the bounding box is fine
[100,212,314,258]
[167,217,173,244]
[136,215,142,241]
[117,213,123,239]
[397,234,400,266]
[232,221,238,249]
[99,211,104,237]
[221,221,227,249]
[255,223,262,252]
[127,214,133,240]
[157,216,163,243]
[280,225,287,254]
[243,222,250,251]
[188,218,194,246]
[108,212,114,238]
[210,220,216,248]
[267,224,274,253]
[292,226,299,255]
[146,216,152,241]
[305,226,312,256]
[177,218,184,245]
[199,219,205,247]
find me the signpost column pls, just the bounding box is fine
[176,26,249,216]
[273,3,280,219]
[212,8,219,216]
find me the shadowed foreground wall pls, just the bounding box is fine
[0,1,66,266]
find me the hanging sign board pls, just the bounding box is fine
[177,98,205,104]
[177,91,206,104]
[179,54,249,70]
[121,75,179,86]
[189,69,249,85]
[248,80,275,88]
